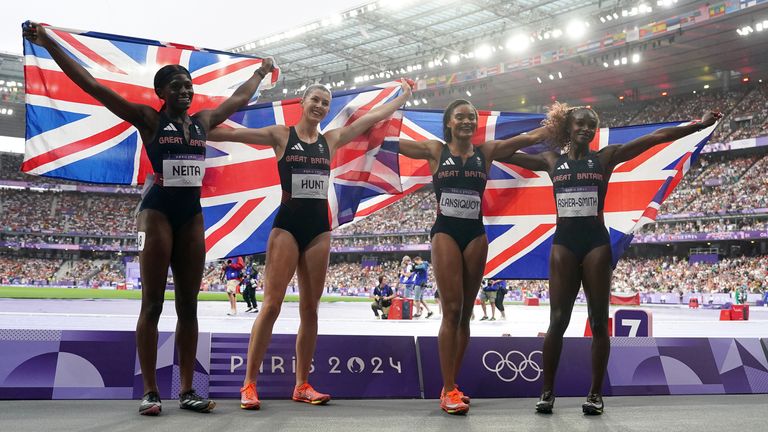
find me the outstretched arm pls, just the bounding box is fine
[325,79,412,153]
[602,111,721,169]
[483,126,549,162]
[23,22,155,133]
[207,124,287,149]
[497,151,558,172]
[197,58,275,130]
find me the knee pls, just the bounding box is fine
[175,299,198,321]
[140,299,164,322]
[442,303,462,325]
[299,302,318,320]
[589,315,610,337]
[548,309,571,335]
[259,302,283,322]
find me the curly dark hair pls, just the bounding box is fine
[542,101,599,150]
[442,99,478,142]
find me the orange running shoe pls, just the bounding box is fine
[240,382,261,410]
[455,385,471,405]
[440,388,469,415]
[292,383,331,405]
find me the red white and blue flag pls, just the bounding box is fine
[482,122,717,279]
[21,26,715,273]
[202,83,407,259]
[22,24,278,185]
[343,118,715,279]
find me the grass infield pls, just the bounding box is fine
[0,286,374,302]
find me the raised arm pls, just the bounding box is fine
[23,22,155,133]
[197,58,275,130]
[483,126,550,162]
[324,79,412,153]
[601,111,721,169]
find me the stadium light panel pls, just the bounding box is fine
[449,54,460,64]
[548,73,554,80]
[421,98,428,104]
[621,57,628,65]
[566,20,587,39]
[603,62,610,68]
[632,53,641,63]
[506,34,530,53]
[704,84,710,89]
[474,44,493,60]
[536,77,543,84]
[466,90,472,97]
[614,59,621,66]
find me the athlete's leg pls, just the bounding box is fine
[432,233,464,392]
[242,229,299,385]
[136,209,173,395]
[169,212,206,394]
[294,232,331,385]
[581,244,613,395]
[541,245,582,394]
[454,235,487,382]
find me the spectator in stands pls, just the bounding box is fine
[371,275,395,319]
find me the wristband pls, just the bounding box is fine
[256,69,267,79]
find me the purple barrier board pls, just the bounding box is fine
[417,337,768,398]
[418,337,592,399]
[208,334,420,399]
[0,330,210,400]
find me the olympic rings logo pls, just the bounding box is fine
[481,350,543,382]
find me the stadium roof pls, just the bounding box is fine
[232,0,768,110]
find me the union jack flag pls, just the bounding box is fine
[345,118,715,279]
[204,83,407,259]
[483,122,717,279]
[341,109,546,227]
[22,24,277,185]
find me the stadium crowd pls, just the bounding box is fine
[2,84,768,297]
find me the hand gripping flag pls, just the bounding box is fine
[483,121,718,279]
[22,23,278,185]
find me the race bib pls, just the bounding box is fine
[162,154,205,187]
[440,188,481,219]
[292,169,329,199]
[555,186,598,217]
